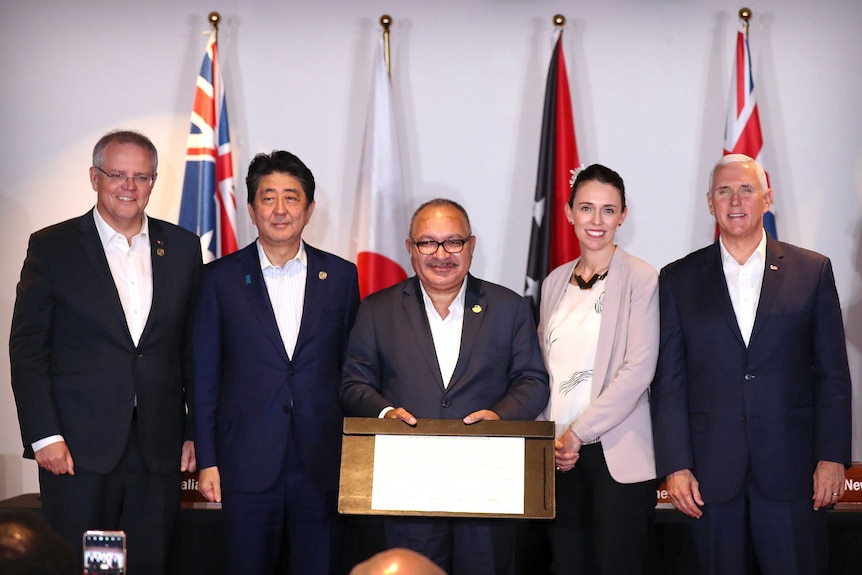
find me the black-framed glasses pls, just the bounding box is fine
[94,166,154,187]
[411,237,472,255]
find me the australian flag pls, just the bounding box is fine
[179,29,238,262]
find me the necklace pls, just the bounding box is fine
[571,269,608,290]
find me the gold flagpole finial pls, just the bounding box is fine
[553,14,566,27]
[738,7,751,35]
[208,11,221,29]
[380,14,393,76]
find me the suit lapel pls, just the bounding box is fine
[591,250,622,399]
[139,218,167,345]
[78,211,133,345]
[749,236,784,346]
[701,242,746,346]
[402,278,445,387]
[234,242,290,364]
[450,275,485,389]
[294,245,326,358]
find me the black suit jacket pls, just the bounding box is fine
[341,274,549,421]
[651,236,852,502]
[10,210,202,474]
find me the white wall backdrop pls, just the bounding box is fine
[1,0,860,498]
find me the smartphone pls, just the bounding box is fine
[83,530,126,574]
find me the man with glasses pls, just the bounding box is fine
[341,198,549,575]
[10,130,202,573]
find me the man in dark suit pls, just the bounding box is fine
[341,198,549,575]
[651,154,852,574]
[9,130,202,573]
[192,150,360,574]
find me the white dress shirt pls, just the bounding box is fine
[258,240,307,360]
[719,229,767,346]
[378,278,467,418]
[420,279,468,389]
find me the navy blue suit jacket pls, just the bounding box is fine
[341,275,549,421]
[10,210,202,474]
[651,236,852,503]
[192,241,359,493]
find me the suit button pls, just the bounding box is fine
[288,368,296,376]
[441,400,450,408]
[744,373,755,381]
[741,414,747,421]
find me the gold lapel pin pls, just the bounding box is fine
[472,305,482,314]
[770,264,778,271]
[156,248,165,256]
[319,271,328,280]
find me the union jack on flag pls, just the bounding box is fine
[721,16,777,240]
[179,29,238,262]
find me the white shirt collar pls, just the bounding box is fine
[256,239,307,270]
[719,228,767,267]
[418,277,468,321]
[93,206,148,248]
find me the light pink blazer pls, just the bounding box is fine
[538,246,659,483]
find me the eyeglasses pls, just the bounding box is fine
[411,237,472,255]
[94,166,154,187]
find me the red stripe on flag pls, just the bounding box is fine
[550,41,580,270]
[728,106,763,156]
[735,32,745,117]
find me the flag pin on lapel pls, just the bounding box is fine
[156,239,165,256]
[770,264,778,271]
[472,305,482,314]
[319,271,328,280]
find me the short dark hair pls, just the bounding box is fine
[568,164,626,211]
[0,510,78,575]
[246,151,315,205]
[409,198,472,238]
[92,130,158,172]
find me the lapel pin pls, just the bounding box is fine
[245,274,252,285]
[156,248,165,256]
[770,264,779,271]
[472,305,482,314]
[319,271,328,280]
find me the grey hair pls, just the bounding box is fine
[708,154,769,198]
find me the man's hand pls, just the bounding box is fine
[197,466,222,503]
[180,440,196,473]
[813,460,845,510]
[34,441,75,476]
[384,407,417,426]
[463,409,500,424]
[667,469,704,518]
[554,429,581,472]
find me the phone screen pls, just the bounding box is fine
[83,530,126,575]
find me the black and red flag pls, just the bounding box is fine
[524,31,580,318]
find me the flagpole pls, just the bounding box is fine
[739,7,751,34]
[380,15,392,76]
[209,11,220,40]
[553,14,565,27]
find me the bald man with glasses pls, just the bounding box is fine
[341,198,549,575]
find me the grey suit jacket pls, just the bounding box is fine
[341,274,549,421]
[538,247,659,483]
